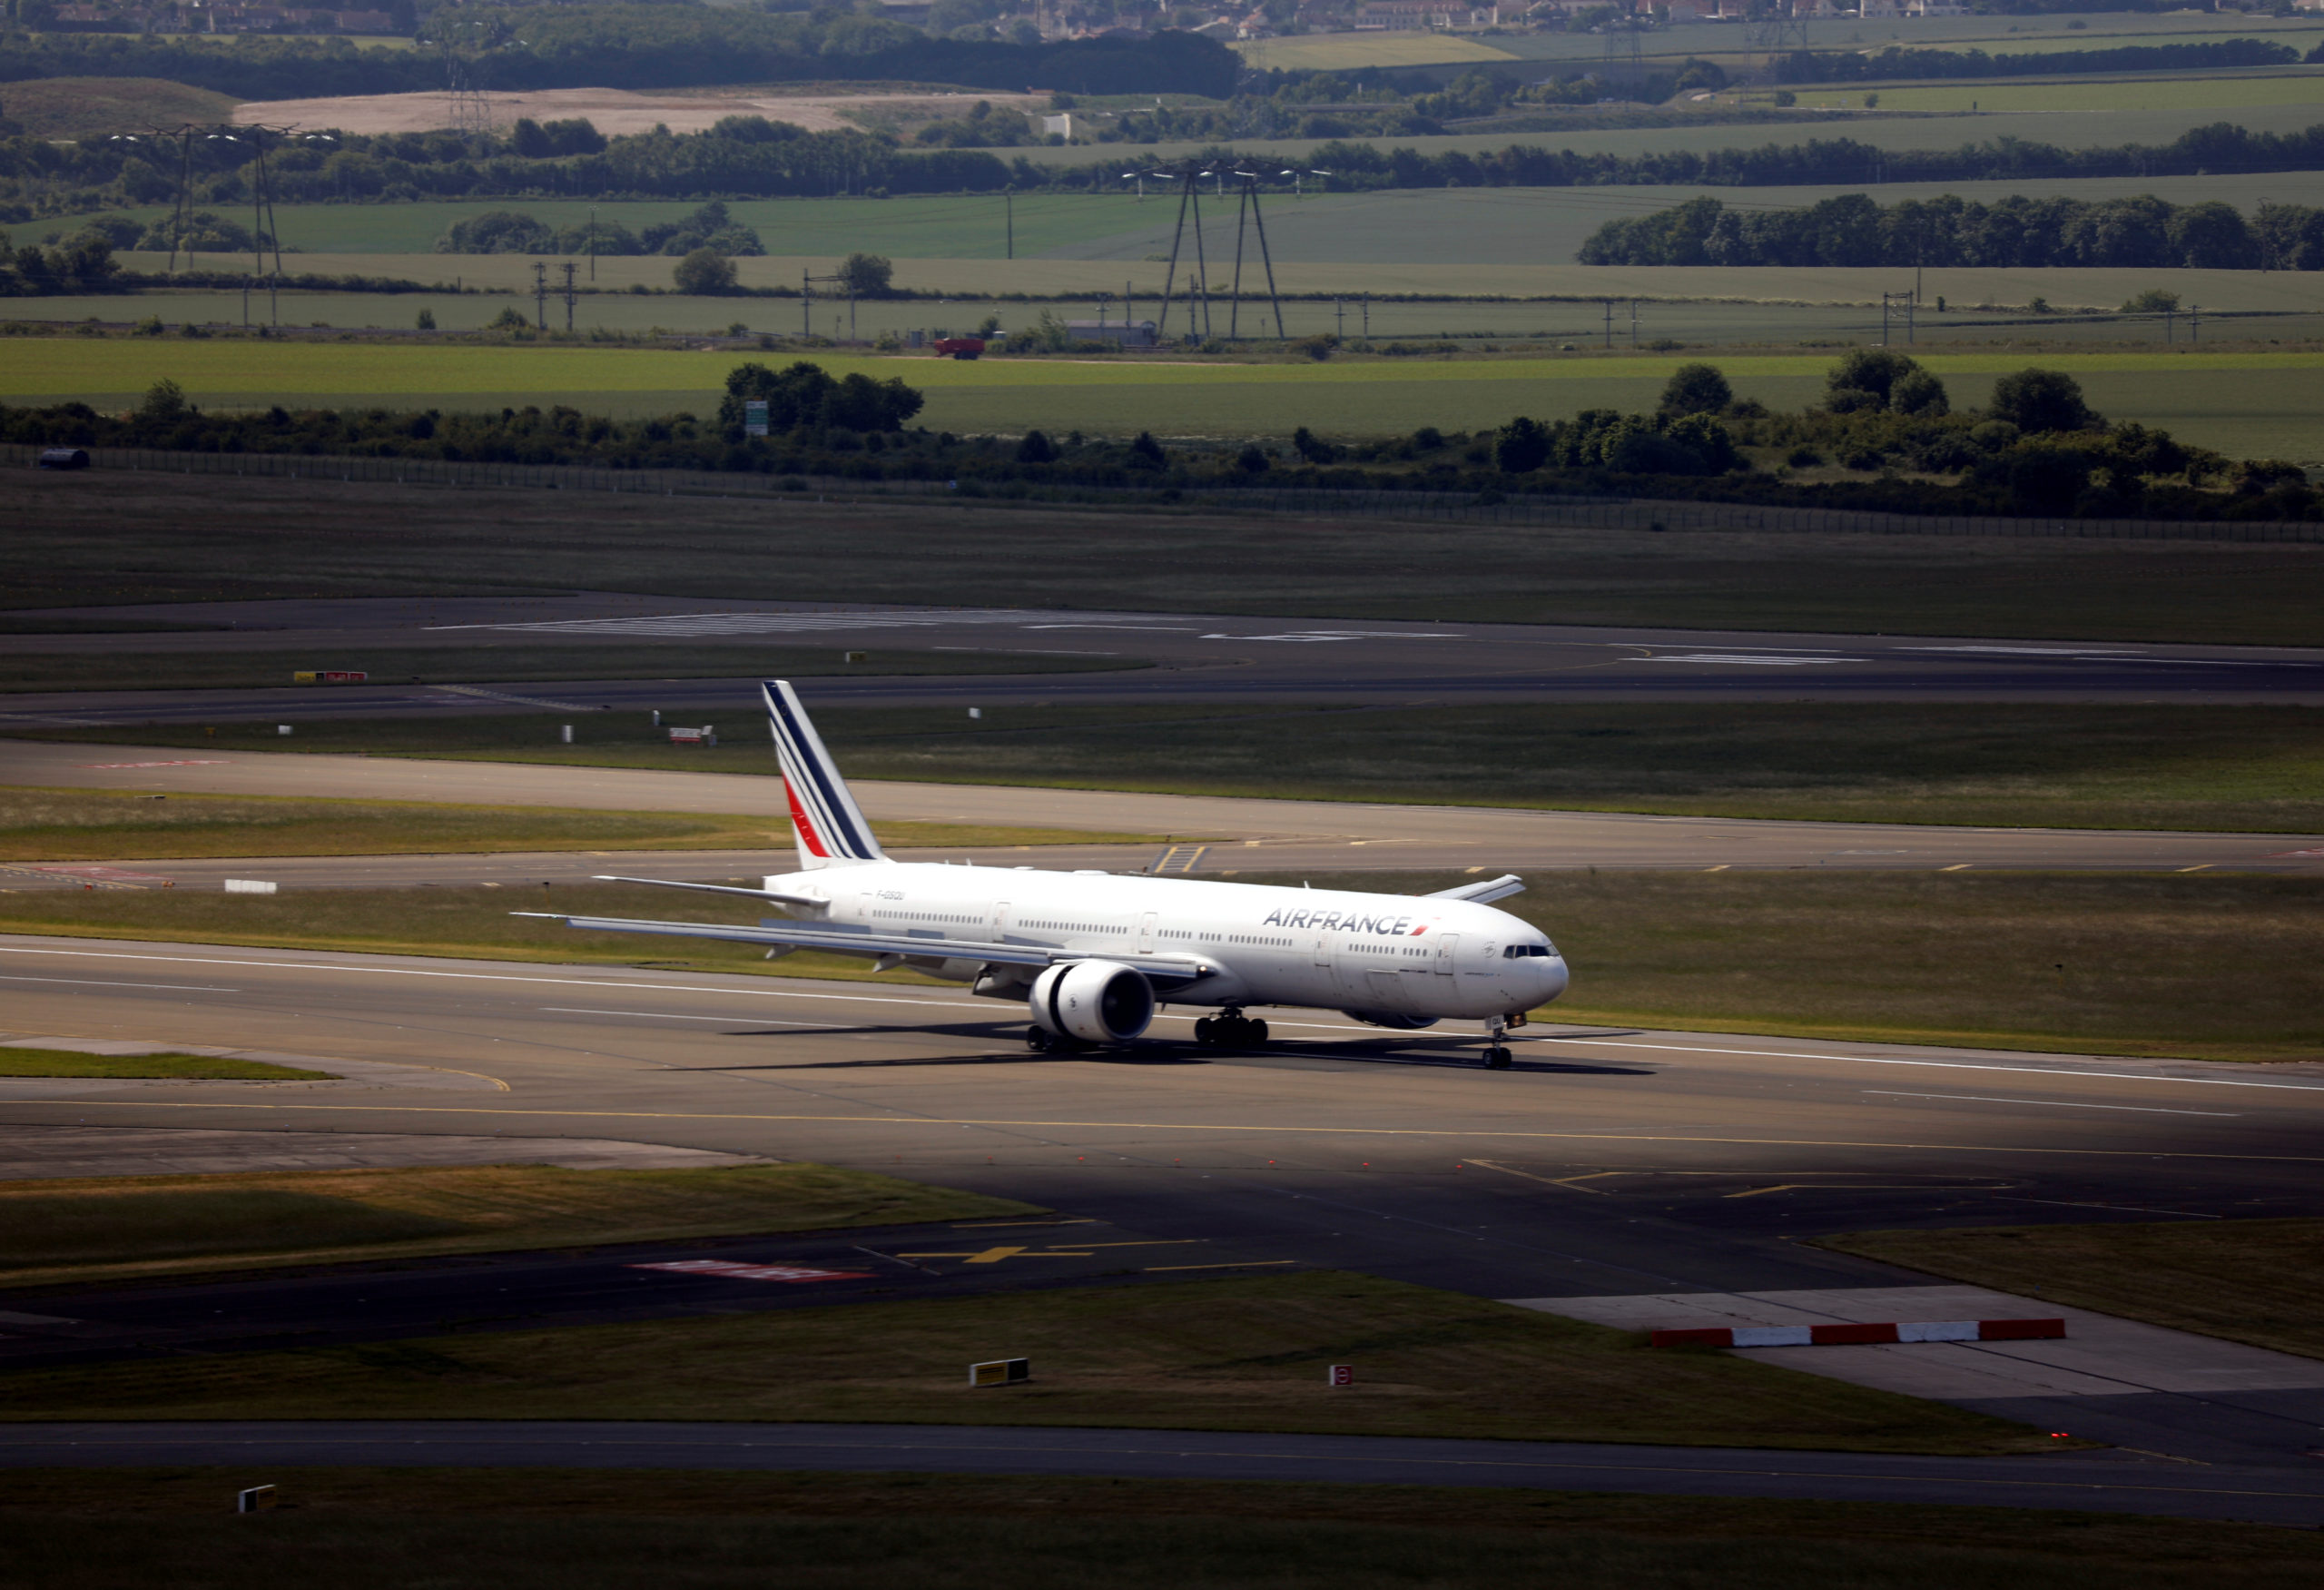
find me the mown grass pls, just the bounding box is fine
[7,471,2321,644]
[0,1269,2050,1453]
[32,701,2323,833]
[0,642,1136,694]
[0,871,2312,1062]
[0,1046,328,1081]
[0,75,236,139]
[17,1477,2319,1590]
[0,1161,1036,1289]
[0,785,1144,862]
[1788,70,2324,115]
[1815,1219,2324,1362]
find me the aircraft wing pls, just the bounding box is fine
[513,912,1216,985]
[1424,873,1525,905]
[591,874,828,908]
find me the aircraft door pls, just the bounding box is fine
[1433,933,1459,975]
[1314,932,1333,967]
[994,902,1011,937]
[1137,912,1157,953]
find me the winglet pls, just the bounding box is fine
[763,679,886,871]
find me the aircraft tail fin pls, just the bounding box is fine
[763,679,886,871]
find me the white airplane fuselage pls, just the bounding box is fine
[761,860,1569,1022]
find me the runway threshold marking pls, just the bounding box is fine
[18,1099,2322,1166]
[9,941,2324,1095]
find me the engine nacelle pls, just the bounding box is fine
[1031,960,1155,1044]
[1338,1010,1440,1031]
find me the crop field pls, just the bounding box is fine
[1007,102,2324,166]
[5,339,2320,457]
[1787,69,2324,116]
[0,75,237,139]
[1229,33,1517,71]
[1488,9,2324,64]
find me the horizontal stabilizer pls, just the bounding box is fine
[592,874,826,909]
[1425,874,1525,905]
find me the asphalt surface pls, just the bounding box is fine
[6,595,2324,725]
[8,1422,2322,1526]
[7,741,2321,875]
[4,933,2323,1487]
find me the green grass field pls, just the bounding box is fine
[0,871,2311,1062]
[0,785,1140,862]
[0,641,1133,694]
[0,1268,2047,1453]
[7,338,2322,457]
[0,1046,328,1081]
[36,701,2322,835]
[9,1477,2321,1590]
[0,1161,1032,1288]
[1789,68,2324,115]
[1817,1219,2324,1362]
[8,469,2320,642]
[1230,33,1518,71]
[0,75,236,138]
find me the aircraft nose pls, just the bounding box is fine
[1538,955,1570,1002]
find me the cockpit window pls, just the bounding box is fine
[1502,943,1555,959]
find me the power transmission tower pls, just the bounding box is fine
[560,262,579,332]
[1152,162,1214,342]
[1745,7,1812,86]
[534,262,548,331]
[1225,169,1285,342]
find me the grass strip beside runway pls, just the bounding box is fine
[0,871,2312,1062]
[0,1270,2051,1455]
[1816,1219,2324,1362]
[11,471,2324,646]
[0,1163,1037,1289]
[0,644,1137,695]
[0,1047,328,1081]
[0,786,1152,863]
[26,700,2324,834]
[10,1472,2319,1590]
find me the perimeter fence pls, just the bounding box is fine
[14,444,2320,545]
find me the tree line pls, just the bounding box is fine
[1775,37,2312,85]
[5,355,2313,525]
[0,11,1239,101]
[13,114,2324,227]
[1580,190,2324,272]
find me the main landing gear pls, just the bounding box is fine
[1193,1008,1269,1050]
[1026,1027,1095,1054]
[1482,1016,1514,1071]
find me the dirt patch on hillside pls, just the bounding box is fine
[231,85,1044,137]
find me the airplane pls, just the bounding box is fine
[520,680,1569,1068]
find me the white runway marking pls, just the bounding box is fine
[0,973,239,993]
[1865,1091,2240,1118]
[540,1007,842,1028]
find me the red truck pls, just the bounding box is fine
[931,336,986,360]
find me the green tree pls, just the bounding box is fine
[1889,369,1949,417]
[838,252,895,297]
[140,378,188,421]
[1658,362,1731,417]
[1015,429,1058,463]
[1989,368,2101,433]
[1826,348,1920,410]
[1493,415,1551,473]
[674,249,739,295]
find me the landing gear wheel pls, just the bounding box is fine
[1196,1011,1266,1050]
[1194,1017,1216,1045]
[1247,1019,1269,1045]
[1026,1026,1052,1052]
[1485,1046,1512,1070]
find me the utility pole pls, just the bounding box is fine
[2191,302,2200,341]
[533,262,547,331]
[1602,300,1612,350]
[560,262,577,332]
[1335,296,1344,339]
[1362,292,1369,337]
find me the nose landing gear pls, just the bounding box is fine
[1193,1007,1269,1049]
[1482,1016,1514,1070]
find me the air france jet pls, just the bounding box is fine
[524,681,1568,1067]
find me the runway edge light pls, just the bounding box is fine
[970,1358,1030,1388]
[236,1485,277,1514]
[1328,1365,1354,1388]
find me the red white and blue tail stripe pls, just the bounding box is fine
[763,679,886,870]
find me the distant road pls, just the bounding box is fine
[5,740,2319,875]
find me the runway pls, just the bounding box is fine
[7,741,2321,874]
[8,1422,2321,1526]
[4,932,2322,1476]
[7,595,2324,726]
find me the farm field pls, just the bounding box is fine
[1484,10,2324,64]
[6,338,2320,458]
[44,172,2307,270]
[1229,33,1517,71]
[1006,101,2324,165]
[1787,69,2324,116]
[0,75,237,138]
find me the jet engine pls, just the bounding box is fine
[1030,960,1155,1044]
[1338,1010,1440,1031]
